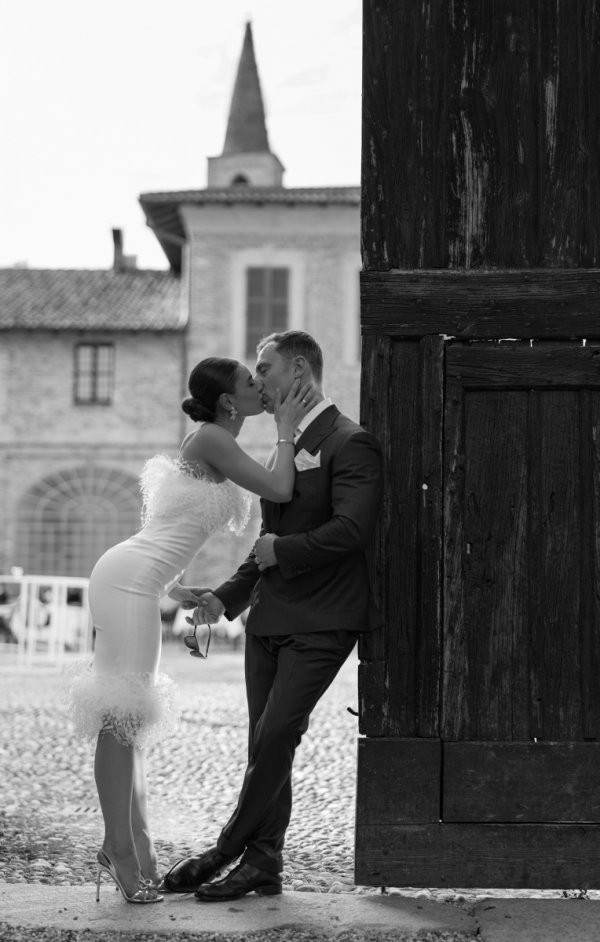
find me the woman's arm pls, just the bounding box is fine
[188,427,293,501]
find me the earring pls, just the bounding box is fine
[229,407,238,421]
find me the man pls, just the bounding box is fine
[165,330,383,901]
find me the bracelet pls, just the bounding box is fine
[276,438,294,445]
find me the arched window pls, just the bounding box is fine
[231,174,249,185]
[14,466,141,577]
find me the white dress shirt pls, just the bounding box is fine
[294,397,333,443]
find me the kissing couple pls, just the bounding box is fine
[70,329,383,904]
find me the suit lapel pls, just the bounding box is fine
[295,404,339,454]
[263,405,339,532]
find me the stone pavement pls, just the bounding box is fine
[2,644,600,940]
[2,882,600,941]
[0,645,365,891]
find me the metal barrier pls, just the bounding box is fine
[0,574,93,668]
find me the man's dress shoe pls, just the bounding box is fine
[194,862,282,901]
[163,848,234,893]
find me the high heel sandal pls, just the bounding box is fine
[95,849,164,904]
[142,875,167,893]
[140,862,166,893]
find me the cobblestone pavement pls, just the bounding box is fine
[1,640,594,920]
[0,642,378,895]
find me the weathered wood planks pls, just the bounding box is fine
[362,3,600,271]
[357,0,600,889]
[442,346,600,741]
[355,822,600,888]
[356,738,441,825]
[361,271,600,339]
[358,336,443,737]
[444,742,600,823]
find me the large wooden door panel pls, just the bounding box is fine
[444,742,600,822]
[444,342,600,743]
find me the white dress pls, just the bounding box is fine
[70,455,251,748]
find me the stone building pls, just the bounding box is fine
[0,23,360,584]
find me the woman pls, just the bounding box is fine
[71,357,313,904]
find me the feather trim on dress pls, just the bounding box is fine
[69,667,180,749]
[139,454,251,536]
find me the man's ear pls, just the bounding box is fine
[293,355,307,377]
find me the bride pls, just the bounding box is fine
[70,356,314,903]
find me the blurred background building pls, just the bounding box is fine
[0,23,360,585]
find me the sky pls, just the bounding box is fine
[0,0,362,271]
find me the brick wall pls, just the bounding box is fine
[0,329,184,573]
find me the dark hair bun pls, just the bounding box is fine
[185,357,239,423]
[181,396,214,423]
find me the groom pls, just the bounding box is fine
[165,330,383,900]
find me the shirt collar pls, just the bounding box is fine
[294,397,333,442]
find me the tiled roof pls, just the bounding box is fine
[140,186,361,206]
[139,186,361,272]
[0,268,183,331]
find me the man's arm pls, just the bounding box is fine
[212,552,261,620]
[272,431,383,580]
[169,545,261,622]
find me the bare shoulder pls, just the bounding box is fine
[181,423,232,456]
[179,424,234,481]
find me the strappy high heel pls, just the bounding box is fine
[95,849,163,904]
[143,876,167,893]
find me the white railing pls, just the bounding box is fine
[0,573,93,669]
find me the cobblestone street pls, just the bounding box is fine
[0,641,364,893]
[5,641,600,942]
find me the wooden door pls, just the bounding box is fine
[356,328,600,888]
[356,0,600,888]
[442,340,600,885]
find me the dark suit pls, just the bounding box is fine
[213,404,383,872]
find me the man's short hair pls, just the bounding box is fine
[257,330,323,382]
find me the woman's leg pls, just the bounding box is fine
[94,730,140,896]
[131,747,161,884]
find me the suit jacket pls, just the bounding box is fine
[214,405,383,635]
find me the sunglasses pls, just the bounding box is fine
[184,623,212,659]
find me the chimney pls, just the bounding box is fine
[112,228,137,271]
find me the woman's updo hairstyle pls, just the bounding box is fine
[182,357,239,423]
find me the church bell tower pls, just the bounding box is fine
[207,22,285,188]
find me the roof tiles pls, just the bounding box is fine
[0,268,183,331]
[140,186,361,206]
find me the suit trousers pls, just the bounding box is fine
[216,629,358,873]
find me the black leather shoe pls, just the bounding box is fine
[163,848,235,893]
[194,862,282,901]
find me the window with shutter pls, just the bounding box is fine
[245,267,289,357]
[74,343,115,404]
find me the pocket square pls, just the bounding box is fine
[294,448,321,471]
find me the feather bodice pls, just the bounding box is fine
[139,454,251,536]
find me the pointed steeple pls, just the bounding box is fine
[223,23,269,154]
[207,22,284,188]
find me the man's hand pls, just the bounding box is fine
[168,582,212,604]
[253,534,278,571]
[186,591,225,626]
